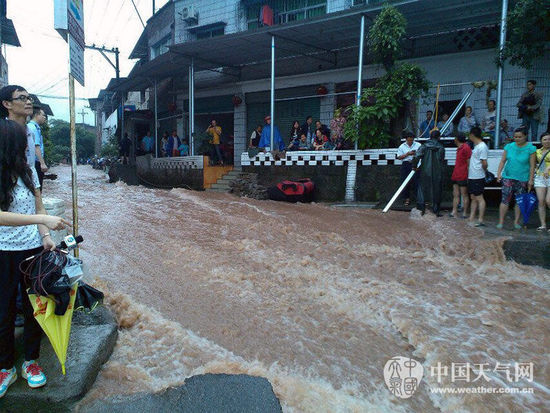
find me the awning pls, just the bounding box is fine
[1,17,20,47]
[112,0,502,92]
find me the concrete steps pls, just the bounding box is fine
[206,167,242,193]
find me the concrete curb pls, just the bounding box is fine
[0,306,118,413]
[78,373,283,413]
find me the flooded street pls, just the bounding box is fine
[46,165,548,412]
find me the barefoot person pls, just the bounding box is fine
[534,133,550,231]
[450,134,471,218]
[0,119,71,398]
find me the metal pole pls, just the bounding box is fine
[190,57,195,156]
[114,48,120,79]
[494,0,508,149]
[69,72,79,257]
[121,95,124,158]
[154,79,158,157]
[355,14,365,150]
[270,35,275,151]
[152,0,156,15]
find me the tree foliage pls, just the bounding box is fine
[344,5,429,148]
[500,0,550,69]
[366,5,407,71]
[46,119,96,163]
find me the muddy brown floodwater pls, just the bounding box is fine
[45,165,548,412]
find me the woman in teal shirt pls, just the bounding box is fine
[496,127,536,229]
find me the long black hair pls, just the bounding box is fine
[0,119,35,211]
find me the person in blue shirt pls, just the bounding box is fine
[258,115,285,152]
[418,110,435,139]
[141,130,154,154]
[28,108,48,188]
[178,140,190,156]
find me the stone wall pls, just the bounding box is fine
[135,155,203,190]
[243,164,456,203]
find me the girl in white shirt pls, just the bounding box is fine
[0,119,70,397]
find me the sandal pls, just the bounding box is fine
[448,213,456,218]
[514,224,522,230]
[496,224,503,229]
[537,226,547,232]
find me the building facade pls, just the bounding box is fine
[96,0,549,169]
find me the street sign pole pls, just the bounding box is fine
[55,0,85,256]
[68,66,79,256]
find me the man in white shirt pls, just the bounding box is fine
[396,131,421,206]
[467,126,489,226]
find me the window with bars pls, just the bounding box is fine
[247,0,327,30]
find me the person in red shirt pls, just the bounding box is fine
[450,134,472,218]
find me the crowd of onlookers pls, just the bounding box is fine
[249,112,351,153]
[418,79,543,146]
[399,124,550,231]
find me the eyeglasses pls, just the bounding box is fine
[10,95,34,103]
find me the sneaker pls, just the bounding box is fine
[474,222,486,227]
[0,367,17,398]
[22,360,46,388]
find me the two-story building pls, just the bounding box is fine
[94,0,549,200]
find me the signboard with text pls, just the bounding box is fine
[54,0,85,86]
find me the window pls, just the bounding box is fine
[247,0,327,30]
[189,22,226,39]
[150,36,171,59]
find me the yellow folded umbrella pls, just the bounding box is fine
[27,284,78,375]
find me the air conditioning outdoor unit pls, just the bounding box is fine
[181,5,198,24]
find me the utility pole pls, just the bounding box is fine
[85,44,121,153]
[78,108,87,124]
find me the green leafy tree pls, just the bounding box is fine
[500,0,550,69]
[100,134,119,157]
[344,5,429,148]
[366,5,407,71]
[47,119,97,162]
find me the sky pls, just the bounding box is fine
[6,0,170,125]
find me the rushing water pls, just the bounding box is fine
[44,165,548,412]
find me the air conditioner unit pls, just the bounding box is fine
[181,5,198,23]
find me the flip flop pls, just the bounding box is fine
[514,224,522,230]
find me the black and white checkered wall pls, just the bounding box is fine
[241,149,460,167]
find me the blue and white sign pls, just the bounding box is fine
[54,0,85,86]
